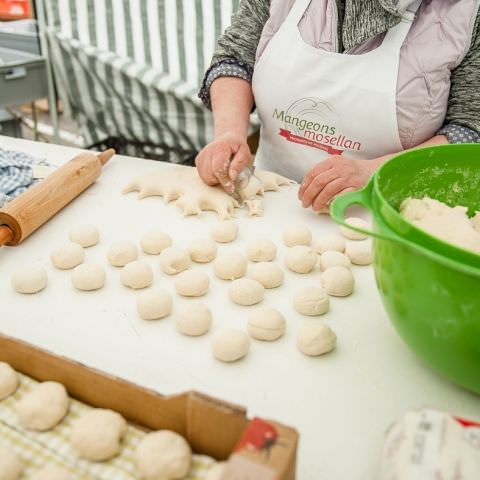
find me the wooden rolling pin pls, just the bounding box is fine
[0,149,115,247]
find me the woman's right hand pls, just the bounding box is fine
[195,131,252,194]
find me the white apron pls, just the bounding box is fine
[252,0,421,183]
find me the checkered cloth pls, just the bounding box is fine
[0,373,216,479]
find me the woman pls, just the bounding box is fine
[195,0,480,211]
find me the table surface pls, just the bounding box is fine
[1,136,479,480]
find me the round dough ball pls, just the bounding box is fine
[284,246,317,274]
[321,266,355,297]
[71,264,105,291]
[206,462,226,480]
[140,231,172,255]
[340,217,369,240]
[159,247,191,275]
[29,466,70,480]
[297,323,336,356]
[174,270,209,297]
[137,289,172,320]
[283,226,312,247]
[319,251,351,271]
[251,262,284,289]
[188,238,217,263]
[107,241,138,267]
[247,308,285,341]
[0,362,18,400]
[176,302,212,336]
[0,445,22,480]
[120,261,153,289]
[69,224,99,247]
[51,242,84,270]
[134,431,192,480]
[71,409,127,461]
[213,252,247,280]
[16,381,69,431]
[228,278,265,306]
[212,328,250,362]
[345,240,373,265]
[211,220,238,243]
[293,286,330,316]
[312,234,346,254]
[11,266,47,294]
[246,239,277,262]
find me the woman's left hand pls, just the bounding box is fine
[298,156,380,211]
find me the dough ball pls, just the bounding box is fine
[213,252,247,280]
[283,226,312,247]
[211,220,238,243]
[293,286,330,316]
[284,246,317,274]
[340,217,369,240]
[50,242,85,270]
[140,231,172,255]
[188,238,217,263]
[345,240,373,265]
[247,308,285,341]
[120,261,153,289]
[319,250,351,271]
[321,266,355,297]
[246,239,277,262]
[297,323,336,356]
[29,466,70,480]
[16,381,69,431]
[206,462,227,480]
[251,262,284,289]
[0,362,18,400]
[71,264,105,291]
[0,445,22,480]
[312,234,346,254]
[134,431,192,480]
[176,302,212,336]
[69,224,99,247]
[137,288,172,320]
[212,328,250,362]
[228,278,265,306]
[11,266,47,294]
[107,241,138,267]
[71,409,127,461]
[159,247,191,275]
[174,270,209,297]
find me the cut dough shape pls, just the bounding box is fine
[134,431,192,480]
[211,220,238,243]
[176,302,212,336]
[321,266,355,297]
[120,261,153,289]
[238,174,264,200]
[212,329,250,362]
[188,238,218,263]
[107,241,138,267]
[246,239,277,262]
[345,240,373,265]
[247,308,286,341]
[137,289,172,320]
[51,242,84,270]
[11,266,47,294]
[228,278,265,306]
[283,226,312,247]
[71,409,127,461]
[293,286,330,316]
[29,466,70,480]
[298,323,336,356]
[319,251,351,271]
[206,462,227,480]
[71,264,105,291]
[69,224,99,248]
[140,231,172,255]
[255,170,296,191]
[313,234,346,254]
[285,246,317,274]
[174,270,209,297]
[159,247,191,275]
[340,217,369,241]
[213,252,247,280]
[0,362,18,400]
[250,262,284,289]
[0,444,22,480]
[16,381,69,431]
[245,199,263,217]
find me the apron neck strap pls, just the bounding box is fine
[284,0,314,26]
[381,0,422,50]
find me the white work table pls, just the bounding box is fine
[1,136,479,480]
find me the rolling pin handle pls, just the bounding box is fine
[98,149,116,166]
[0,225,14,247]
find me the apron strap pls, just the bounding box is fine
[284,0,313,27]
[381,0,422,50]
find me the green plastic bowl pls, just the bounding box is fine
[331,144,480,395]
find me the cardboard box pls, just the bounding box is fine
[0,333,298,479]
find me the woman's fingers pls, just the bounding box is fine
[311,178,348,212]
[229,144,252,181]
[300,168,339,208]
[195,150,218,186]
[211,149,234,193]
[299,158,338,198]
